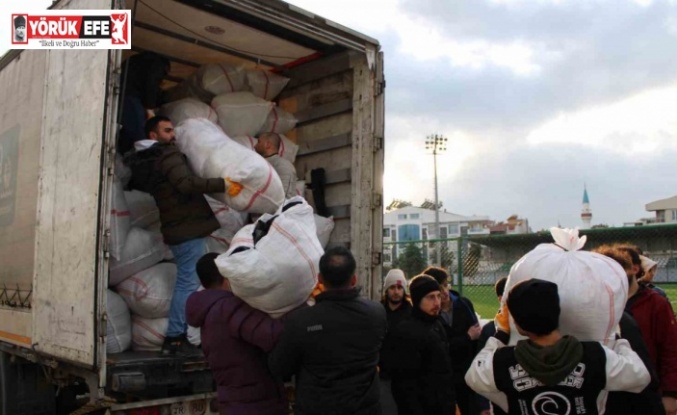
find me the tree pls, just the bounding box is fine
[397,243,427,279]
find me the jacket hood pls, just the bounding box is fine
[186,289,232,327]
[514,335,583,386]
[134,139,158,151]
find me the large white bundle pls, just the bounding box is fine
[159,98,218,126]
[215,197,323,317]
[107,289,132,354]
[505,228,628,345]
[165,63,246,103]
[131,316,167,352]
[116,263,177,319]
[109,228,166,286]
[259,107,298,135]
[314,214,334,248]
[245,70,290,100]
[176,118,284,214]
[110,179,131,260]
[125,190,159,229]
[212,92,274,137]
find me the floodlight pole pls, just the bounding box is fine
[425,134,448,266]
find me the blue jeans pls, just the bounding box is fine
[167,238,206,337]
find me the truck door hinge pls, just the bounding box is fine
[376,80,386,97]
[372,252,382,266]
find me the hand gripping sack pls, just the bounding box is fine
[116,263,177,319]
[215,197,323,318]
[245,69,290,101]
[504,228,628,345]
[159,98,218,126]
[175,118,284,214]
[211,92,274,137]
[131,316,167,352]
[107,289,132,354]
[109,227,166,286]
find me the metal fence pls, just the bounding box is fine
[382,224,677,320]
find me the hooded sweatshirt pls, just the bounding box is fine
[185,289,287,415]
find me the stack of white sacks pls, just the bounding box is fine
[106,63,335,353]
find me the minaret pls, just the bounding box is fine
[581,186,592,229]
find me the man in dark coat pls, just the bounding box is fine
[385,274,456,415]
[379,269,412,414]
[186,253,287,415]
[268,247,387,415]
[424,266,480,415]
[125,115,226,354]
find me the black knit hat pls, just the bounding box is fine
[409,275,441,308]
[14,16,26,28]
[507,279,560,336]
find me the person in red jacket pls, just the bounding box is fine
[186,253,287,415]
[616,244,677,415]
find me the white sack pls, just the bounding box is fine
[125,190,159,229]
[115,154,131,188]
[232,135,257,151]
[107,289,132,354]
[176,118,284,214]
[204,196,248,254]
[116,263,177,319]
[131,316,167,352]
[245,70,290,100]
[259,107,297,135]
[211,92,274,137]
[159,98,218,126]
[505,227,628,345]
[109,227,166,286]
[165,63,246,103]
[295,180,306,197]
[314,214,334,248]
[215,197,323,317]
[110,179,131,261]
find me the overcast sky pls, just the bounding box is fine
[5,0,677,230]
[286,0,677,230]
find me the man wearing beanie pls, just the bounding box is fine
[14,16,27,43]
[383,274,456,415]
[423,266,480,415]
[465,279,651,415]
[379,269,412,414]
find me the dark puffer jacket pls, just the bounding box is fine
[125,142,224,245]
[186,289,287,415]
[385,308,456,415]
[379,300,412,379]
[268,288,387,415]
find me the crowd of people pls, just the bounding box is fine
[118,53,676,415]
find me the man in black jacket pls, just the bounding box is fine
[424,266,480,415]
[268,247,387,415]
[385,274,456,415]
[379,269,412,414]
[125,116,227,355]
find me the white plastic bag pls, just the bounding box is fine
[176,118,284,214]
[314,214,334,248]
[109,228,166,286]
[245,70,290,100]
[215,197,323,317]
[159,98,219,126]
[125,190,159,229]
[259,107,298,135]
[505,228,628,345]
[110,179,131,261]
[211,92,274,137]
[116,263,177,319]
[131,316,167,352]
[107,289,132,354]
